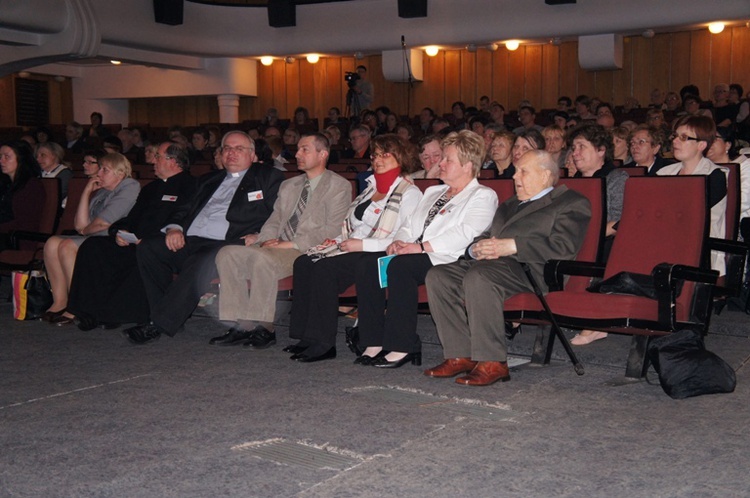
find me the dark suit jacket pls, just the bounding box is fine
[624,155,675,176]
[468,185,592,291]
[109,171,198,240]
[167,162,284,242]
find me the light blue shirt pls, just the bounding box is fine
[181,169,247,240]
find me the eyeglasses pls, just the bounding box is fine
[370,152,393,161]
[83,159,98,165]
[629,139,652,147]
[154,154,174,160]
[350,134,367,141]
[420,152,442,161]
[222,145,250,154]
[670,133,700,143]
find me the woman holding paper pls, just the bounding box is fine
[355,130,498,368]
[286,134,422,362]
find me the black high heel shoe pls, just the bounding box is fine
[505,321,521,341]
[371,352,422,369]
[353,350,385,366]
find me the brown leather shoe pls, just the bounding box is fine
[455,361,510,386]
[424,358,478,378]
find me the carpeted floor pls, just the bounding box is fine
[1,292,749,497]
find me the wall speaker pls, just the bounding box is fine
[398,0,427,18]
[153,0,183,26]
[268,0,296,28]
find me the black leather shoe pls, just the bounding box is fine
[76,314,98,332]
[283,341,309,354]
[125,324,162,345]
[505,321,521,341]
[294,347,336,363]
[100,322,120,330]
[209,327,254,346]
[42,309,66,323]
[353,351,385,366]
[242,326,276,349]
[345,326,362,356]
[371,352,422,369]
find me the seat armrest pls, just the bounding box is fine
[544,260,604,291]
[9,230,54,247]
[709,237,749,256]
[652,263,719,329]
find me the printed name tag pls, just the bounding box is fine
[248,190,264,201]
[161,195,178,202]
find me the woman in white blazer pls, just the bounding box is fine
[356,131,499,368]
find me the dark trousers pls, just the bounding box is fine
[136,235,231,336]
[67,236,150,325]
[358,253,433,354]
[290,252,379,348]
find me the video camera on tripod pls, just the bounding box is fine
[344,71,360,89]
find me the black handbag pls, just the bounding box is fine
[646,329,736,399]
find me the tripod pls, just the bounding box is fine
[345,88,361,119]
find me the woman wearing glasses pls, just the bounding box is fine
[81,149,106,178]
[285,134,422,362]
[657,115,727,273]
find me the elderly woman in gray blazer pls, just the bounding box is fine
[355,130,498,368]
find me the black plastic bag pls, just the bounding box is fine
[647,329,736,399]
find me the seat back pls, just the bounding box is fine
[56,177,89,234]
[605,176,708,320]
[556,177,607,290]
[39,178,62,235]
[717,163,739,240]
[605,176,708,277]
[413,179,440,193]
[619,166,646,177]
[478,179,515,203]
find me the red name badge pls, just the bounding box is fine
[247,190,264,201]
[161,195,177,202]
[374,208,381,214]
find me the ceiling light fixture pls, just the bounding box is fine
[486,43,499,52]
[285,56,295,64]
[424,46,439,57]
[260,56,274,66]
[110,60,121,65]
[354,51,364,60]
[505,40,520,51]
[466,44,477,53]
[708,22,725,34]
[306,54,320,64]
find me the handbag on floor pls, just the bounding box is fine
[647,329,736,399]
[12,269,53,321]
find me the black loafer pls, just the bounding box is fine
[242,326,276,349]
[76,314,99,332]
[209,327,254,346]
[295,347,336,363]
[282,341,309,354]
[124,324,162,345]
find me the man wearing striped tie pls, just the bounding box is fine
[210,133,351,349]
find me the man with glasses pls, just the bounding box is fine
[209,133,351,349]
[124,131,284,344]
[342,124,371,160]
[68,141,198,331]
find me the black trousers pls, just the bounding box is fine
[290,252,380,348]
[67,236,150,325]
[357,253,433,354]
[136,235,234,336]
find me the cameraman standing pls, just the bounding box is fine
[354,65,374,113]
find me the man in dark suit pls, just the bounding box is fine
[424,150,592,386]
[67,141,198,330]
[124,131,284,344]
